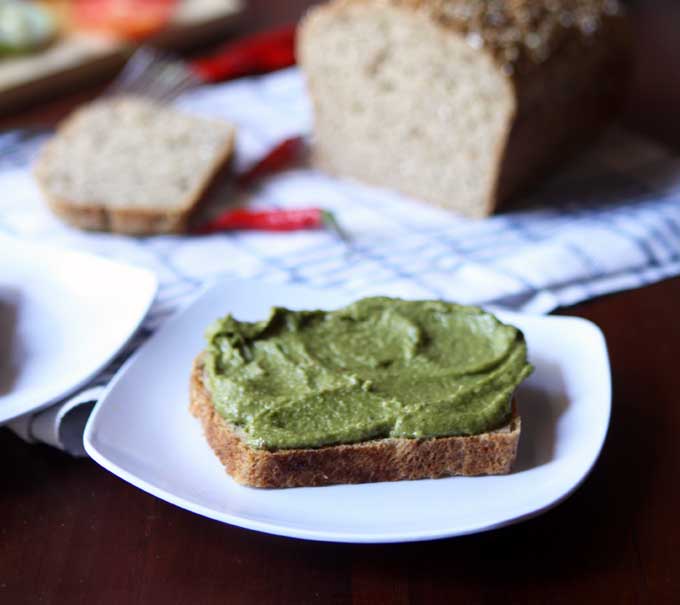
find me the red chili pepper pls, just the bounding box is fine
[191,25,296,83]
[193,138,349,238]
[236,136,306,187]
[195,207,349,241]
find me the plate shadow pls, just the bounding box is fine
[0,287,22,396]
[514,360,570,472]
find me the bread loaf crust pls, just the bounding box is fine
[299,0,630,216]
[494,8,630,203]
[190,355,521,488]
[40,195,198,234]
[323,0,627,79]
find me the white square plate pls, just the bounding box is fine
[0,234,157,424]
[84,279,611,543]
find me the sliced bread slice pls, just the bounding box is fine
[34,96,235,235]
[189,355,521,489]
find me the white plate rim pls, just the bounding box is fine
[84,279,612,543]
[0,234,158,424]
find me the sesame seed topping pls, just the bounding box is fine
[386,0,626,73]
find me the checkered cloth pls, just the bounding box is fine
[2,68,679,453]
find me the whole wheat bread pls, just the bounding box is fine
[298,0,630,218]
[34,96,235,235]
[190,355,521,488]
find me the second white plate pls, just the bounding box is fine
[84,279,611,543]
[0,234,157,424]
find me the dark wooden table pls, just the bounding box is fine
[2,1,680,603]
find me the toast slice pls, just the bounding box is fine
[34,96,235,235]
[190,355,521,488]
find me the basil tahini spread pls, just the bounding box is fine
[203,297,532,450]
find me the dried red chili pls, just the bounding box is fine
[188,28,349,240]
[236,136,306,187]
[191,25,296,83]
[195,207,349,241]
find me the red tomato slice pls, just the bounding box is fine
[72,0,177,41]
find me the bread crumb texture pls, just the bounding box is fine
[34,96,235,234]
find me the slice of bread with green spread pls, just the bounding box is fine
[190,297,531,488]
[34,96,235,235]
[190,354,521,488]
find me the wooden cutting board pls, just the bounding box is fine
[0,0,244,115]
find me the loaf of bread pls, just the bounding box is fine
[190,355,521,488]
[34,96,235,235]
[298,0,630,218]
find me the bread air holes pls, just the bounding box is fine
[378,79,395,93]
[350,100,365,114]
[364,46,389,77]
[175,176,190,191]
[406,125,423,140]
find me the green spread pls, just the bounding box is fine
[203,297,532,450]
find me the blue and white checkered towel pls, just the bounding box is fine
[2,67,679,453]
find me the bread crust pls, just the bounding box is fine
[494,13,630,205]
[190,355,521,488]
[33,99,236,235]
[298,0,630,217]
[313,0,626,78]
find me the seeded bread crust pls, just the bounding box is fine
[331,0,627,77]
[189,354,521,488]
[34,97,236,235]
